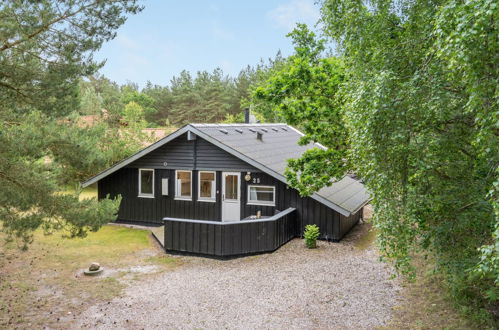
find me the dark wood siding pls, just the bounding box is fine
[164,208,296,256]
[127,133,256,171]
[99,168,219,223]
[98,134,361,241]
[339,208,362,238]
[196,138,255,171]
[239,171,347,240]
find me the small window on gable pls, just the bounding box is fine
[175,170,192,200]
[248,185,275,206]
[199,171,216,202]
[139,169,154,198]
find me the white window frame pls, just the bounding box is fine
[175,170,192,201]
[198,171,216,202]
[138,168,155,198]
[247,185,275,206]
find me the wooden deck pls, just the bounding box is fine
[150,226,165,247]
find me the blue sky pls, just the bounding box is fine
[94,0,320,87]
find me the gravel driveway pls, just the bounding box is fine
[77,222,400,329]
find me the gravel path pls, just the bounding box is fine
[77,222,401,329]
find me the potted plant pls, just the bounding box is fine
[304,224,320,249]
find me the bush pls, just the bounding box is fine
[304,224,320,248]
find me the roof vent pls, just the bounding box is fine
[261,128,268,132]
[249,128,256,133]
[219,129,228,134]
[271,128,278,132]
[235,128,243,134]
[256,132,263,141]
[281,127,288,131]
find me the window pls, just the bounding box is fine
[225,174,239,200]
[138,169,154,198]
[248,185,275,206]
[175,170,192,200]
[198,171,216,202]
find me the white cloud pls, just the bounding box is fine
[267,0,320,31]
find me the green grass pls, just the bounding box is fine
[58,183,97,200]
[0,225,180,328]
[32,225,151,266]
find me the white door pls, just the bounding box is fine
[222,172,240,221]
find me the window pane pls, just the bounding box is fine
[200,172,215,199]
[200,172,214,181]
[225,174,238,200]
[249,186,274,202]
[140,170,153,195]
[176,171,191,197]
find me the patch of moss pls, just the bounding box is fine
[355,222,377,250]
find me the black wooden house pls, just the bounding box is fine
[82,123,370,257]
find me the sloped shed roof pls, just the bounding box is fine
[82,123,370,216]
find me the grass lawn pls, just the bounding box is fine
[0,225,180,329]
[58,183,98,200]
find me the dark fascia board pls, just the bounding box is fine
[81,124,352,216]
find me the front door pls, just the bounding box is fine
[221,172,240,221]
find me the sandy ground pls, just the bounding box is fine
[75,221,401,330]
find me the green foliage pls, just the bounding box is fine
[122,101,147,128]
[122,90,157,122]
[221,109,265,124]
[75,54,285,128]
[82,75,124,123]
[0,0,142,247]
[79,82,104,115]
[304,224,320,248]
[318,0,496,318]
[252,0,497,319]
[242,53,287,123]
[254,24,348,196]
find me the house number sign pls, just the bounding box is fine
[252,178,260,184]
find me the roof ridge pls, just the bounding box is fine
[190,123,288,126]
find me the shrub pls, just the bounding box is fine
[304,224,320,248]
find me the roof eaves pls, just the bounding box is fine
[189,126,352,216]
[82,123,354,216]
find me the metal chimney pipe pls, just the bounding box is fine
[244,107,250,123]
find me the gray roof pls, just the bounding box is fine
[82,123,370,216]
